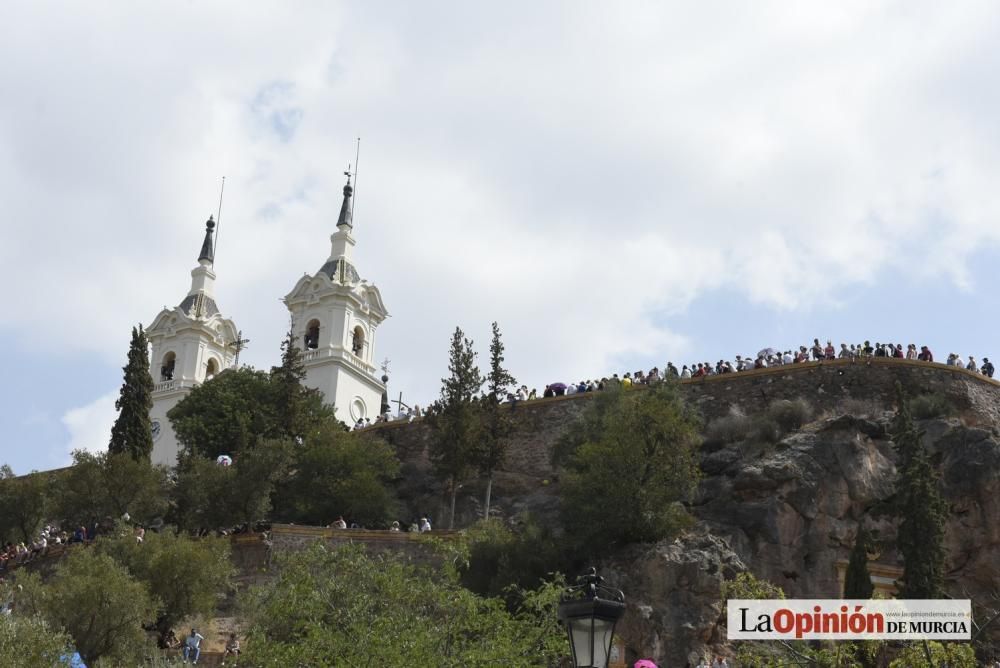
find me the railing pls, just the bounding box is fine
[152,378,199,394]
[302,349,323,362]
[300,347,378,376]
[153,379,178,393]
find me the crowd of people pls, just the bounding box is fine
[0,522,104,573]
[352,338,995,431]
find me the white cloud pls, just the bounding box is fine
[60,392,118,463]
[3,1,1000,411]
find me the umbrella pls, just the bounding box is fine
[59,653,87,667]
[549,382,567,391]
[634,660,659,668]
[216,455,233,466]
[757,347,777,358]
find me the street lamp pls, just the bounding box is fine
[558,568,626,668]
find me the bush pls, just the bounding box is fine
[908,393,954,420]
[461,517,567,601]
[751,417,783,444]
[705,412,754,445]
[765,399,813,432]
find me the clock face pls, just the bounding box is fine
[151,420,162,441]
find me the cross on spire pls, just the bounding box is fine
[228,330,250,367]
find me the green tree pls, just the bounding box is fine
[0,467,51,544]
[843,526,874,599]
[891,383,947,599]
[270,328,335,437]
[476,322,516,520]
[888,641,975,668]
[55,450,168,527]
[96,529,234,643]
[274,426,400,527]
[109,325,155,461]
[0,605,74,668]
[427,327,483,530]
[240,542,566,666]
[559,382,701,551]
[168,368,278,459]
[17,550,158,666]
[171,442,291,532]
[460,516,567,602]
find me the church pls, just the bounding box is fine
[145,175,389,466]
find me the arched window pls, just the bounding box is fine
[351,326,365,356]
[161,352,176,381]
[305,319,320,350]
[205,358,219,380]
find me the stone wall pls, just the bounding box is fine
[264,524,458,565]
[370,357,1000,525]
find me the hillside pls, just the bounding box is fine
[372,357,1000,664]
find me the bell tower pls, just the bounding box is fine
[283,173,389,424]
[147,216,239,465]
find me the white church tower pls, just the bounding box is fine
[284,174,389,424]
[147,217,239,466]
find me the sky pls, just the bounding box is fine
[3,1,1000,473]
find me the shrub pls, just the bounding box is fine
[705,412,754,445]
[751,417,783,444]
[765,399,813,432]
[908,393,954,420]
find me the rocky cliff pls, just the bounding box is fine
[371,359,1000,664]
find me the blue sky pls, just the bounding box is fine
[3,2,1000,473]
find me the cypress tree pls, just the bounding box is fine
[476,322,516,520]
[891,382,947,599]
[271,328,308,438]
[843,526,874,599]
[109,325,155,461]
[427,327,483,529]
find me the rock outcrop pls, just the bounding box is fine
[605,530,746,667]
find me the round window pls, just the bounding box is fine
[349,397,367,422]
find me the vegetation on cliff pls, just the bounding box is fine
[891,382,947,599]
[557,381,702,552]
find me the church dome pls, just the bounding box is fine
[318,258,360,284]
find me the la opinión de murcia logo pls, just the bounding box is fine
[727,600,972,640]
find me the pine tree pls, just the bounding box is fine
[476,322,516,520]
[843,526,874,599]
[427,327,483,529]
[109,325,154,461]
[891,382,947,599]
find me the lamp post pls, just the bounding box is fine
[558,568,626,668]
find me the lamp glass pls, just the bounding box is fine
[568,615,615,668]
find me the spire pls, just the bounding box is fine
[198,216,216,264]
[336,172,353,230]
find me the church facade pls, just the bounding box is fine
[148,177,389,466]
